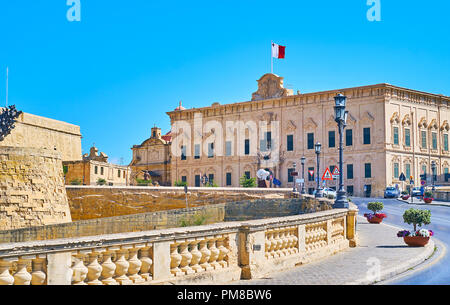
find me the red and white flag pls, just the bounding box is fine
[272,43,286,59]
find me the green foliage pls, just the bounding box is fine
[179,214,208,227]
[239,175,256,188]
[96,178,107,186]
[424,191,433,198]
[403,208,431,231]
[367,201,384,213]
[401,191,409,195]
[70,179,82,185]
[174,180,188,187]
[136,178,152,186]
[206,180,219,187]
[63,165,68,175]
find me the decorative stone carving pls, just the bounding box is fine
[285,120,297,132]
[441,120,450,131]
[390,112,400,124]
[402,114,412,126]
[100,250,118,285]
[418,117,428,128]
[0,259,14,285]
[31,258,47,286]
[13,259,32,285]
[252,74,293,101]
[86,252,103,285]
[139,246,153,281]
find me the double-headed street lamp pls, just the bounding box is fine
[333,93,349,208]
[292,162,297,192]
[431,161,437,191]
[315,142,323,198]
[301,156,306,194]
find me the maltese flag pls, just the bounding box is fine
[272,42,286,59]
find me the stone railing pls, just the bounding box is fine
[0,207,357,285]
[433,191,450,202]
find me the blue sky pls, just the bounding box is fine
[1,0,449,164]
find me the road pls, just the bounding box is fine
[352,197,450,284]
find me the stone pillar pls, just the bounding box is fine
[239,225,266,280]
[346,204,359,247]
[152,241,172,281]
[0,147,72,230]
[46,253,72,285]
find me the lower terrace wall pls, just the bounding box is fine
[66,186,292,221]
[433,191,450,202]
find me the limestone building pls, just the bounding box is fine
[166,73,450,197]
[64,146,130,186]
[129,126,172,186]
[0,110,82,161]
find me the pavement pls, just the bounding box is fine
[230,215,442,285]
[397,197,450,207]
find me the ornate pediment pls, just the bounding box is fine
[441,120,450,132]
[361,111,375,124]
[390,112,400,124]
[428,119,438,130]
[259,112,278,124]
[326,115,336,127]
[285,120,297,132]
[402,114,412,126]
[304,117,318,130]
[418,117,428,128]
[252,73,293,101]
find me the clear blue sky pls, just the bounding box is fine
[1,0,449,164]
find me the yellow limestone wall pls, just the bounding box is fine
[0,147,72,230]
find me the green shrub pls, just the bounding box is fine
[403,208,431,231]
[424,191,433,198]
[70,179,82,185]
[206,180,219,187]
[239,175,256,188]
[367,202,384,214]
[401,191,409,195]
[136,178,152,186]
[97,178,107,186]
[179,214,208,227]
[174,180,188,187]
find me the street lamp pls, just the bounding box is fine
[301,156,306,194]
[315,142,323,198]
[333,93,349,208]
[431,161,436,191]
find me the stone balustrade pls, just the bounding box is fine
[0,207,357,285]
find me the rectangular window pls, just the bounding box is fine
[181,176,187,183]
[445,168,449,182]
[364,163,371,178]
[95,166,98,175]
[405,164,411,179]
[394,163,399,179]
[287,135,294,151]
[101,167,104,176]
[245,139,250,155]
[288,168,294,183]
[346,129,353,146]
[195,175,201,187]
[405,128,411,147]
[307,133,314,150]
[363,128,371,145]
[118,170,121,178]
[225,141,232,156]
[347,164,354,180]
[181,145,187,160]
[226,173,232,186]
[208,174,214,184]
[422,165,427,175]
[347,186,354,196]
[421,131,427,149]
[393,127,399,145]
[328,131,335,148]
[432,132,438,150]
[194,144,200,159]
[245,171,251,179]
[444,134,449,151]
[260,132,272,151]
[208,143,214,158]
[308,167,315,182]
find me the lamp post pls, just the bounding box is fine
[292,162,297,192]
[315,142,323,198]
[301,156,306,194]
[431,161,436,191]
[333,93,349,208]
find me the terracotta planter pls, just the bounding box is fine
[424,198,433,204]
[366,216,383,224]
[401,195,410,200]
[403,236,430,247]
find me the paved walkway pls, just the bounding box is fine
[231,216,438,285]
[397,197,450,207]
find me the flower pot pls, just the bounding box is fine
[424,198,433,204]
[401,195,410,200]
[403,236,430,247]
[366,216,383,224]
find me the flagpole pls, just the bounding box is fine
[271,41,273,74]
[6,67,8,107]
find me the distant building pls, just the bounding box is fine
[129,126,172,186]
[64,146,130,186]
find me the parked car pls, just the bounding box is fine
[411,187,423,197]
[384,186,400,198]
[312,188,337,198]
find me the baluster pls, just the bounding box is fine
[139,245,153,281]
[198,239,213,271]
[72,251,88,285]
[208,237,221,270]
[86,251,103,285]
[265,232,271,259]
[274,231,282,258]
[13,257,32,285]
[0,259,15,285]
[127,245,145,283]
[179,240,194,275]
[170,241,184,277]
[217,235,229,268]
[291,229,299,254]
[280,230,288,256]
[100,248,118,285]
[269,231,277,258]
[114,247,133,285]
[31,256,47,286]
[189,240,203,273]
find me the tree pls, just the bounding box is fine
[403,208,431,231]
[367,202,384,214]
[239,175,256,188]
[97,178,107,186]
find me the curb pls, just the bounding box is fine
[396,198,450,208]
[345,220,442,285]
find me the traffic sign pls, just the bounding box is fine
[399,173,406,181]
[421,180,426,186]
[332,167,340,176]
[308,170,315,177]
[296,178,304,184]
[322,168,333,181]
[290,172,298,177]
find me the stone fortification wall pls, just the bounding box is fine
[0,147,72,230]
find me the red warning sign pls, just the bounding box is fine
[322,168,333,181]
[332,167,340,176]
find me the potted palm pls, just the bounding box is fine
[364,202,387,224]
[397,208,433,247]
[423,191,433,204]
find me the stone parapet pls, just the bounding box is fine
[0,208,353,285]
[0,147,72,231]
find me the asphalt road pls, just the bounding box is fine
[352,197,450,285]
